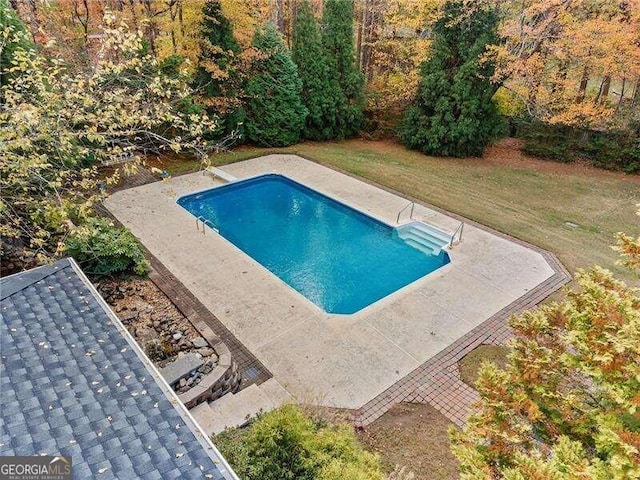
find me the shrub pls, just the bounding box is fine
[65,219,148,277]
[516,119,640,172]
[215,405,384,480]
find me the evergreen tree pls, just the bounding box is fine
[193,0,244,135]
[321,0,365,138]
[400,0,503,157]
[291,0,340,140]
[245,24,307,147]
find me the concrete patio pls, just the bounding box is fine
[105,155,557,409]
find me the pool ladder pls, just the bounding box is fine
[396,201,415,223]
[196,216,219,234]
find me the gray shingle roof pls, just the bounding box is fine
[0,258,236,479]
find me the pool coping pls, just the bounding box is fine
[175,172,452,316]
[104,156,571,427]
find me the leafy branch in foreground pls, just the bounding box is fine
[0,11,218,268]
[451,217,640,478]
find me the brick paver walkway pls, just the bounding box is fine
[350,236,570,428]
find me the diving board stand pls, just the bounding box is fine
[204,166,237,183]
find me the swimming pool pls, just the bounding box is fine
[177,174,450,314]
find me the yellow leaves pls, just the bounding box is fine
[613,230,640,272]
[485,0,640,127]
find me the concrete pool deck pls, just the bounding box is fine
[105,155,565,412]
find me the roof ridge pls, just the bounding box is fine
[0,258,72,300]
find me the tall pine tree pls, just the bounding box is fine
[193,0,243,135]
[321,0,365,138]
[245,24,307,147]
[291,0,340,140]
[400,0,503,157]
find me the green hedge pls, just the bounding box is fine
[515,119,640,173]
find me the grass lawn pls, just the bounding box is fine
[180,137,637,283]
[458,345,510,387]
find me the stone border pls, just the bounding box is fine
[95,199,273,392]
[146,256,272,389]
[350,248,569,428]
[179,342,241,409]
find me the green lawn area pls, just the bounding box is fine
[154,138,639,282]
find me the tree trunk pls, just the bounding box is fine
[178,1,185,39]
[595,76,611,104]
[632,77,640,106]
[72,0,90,49]
[26,0,39,41]
[618,77,626,106]
[576,66,589,103]
[357,0,367,71]
[142,0,158,56]
[168,0,179,55]
[275,0,285,35]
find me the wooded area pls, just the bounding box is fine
[8,0,640,136]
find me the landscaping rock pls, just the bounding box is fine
[121,311,139,322]
[159,352,202,386]
[135,326,158,341]
[198,347,214,357]
[192,337,208,349]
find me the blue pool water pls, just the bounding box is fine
[177,174,449,314]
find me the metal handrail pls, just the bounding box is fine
[196,215,220,235]
[203,218,219,233]
[449,221,464,247]
[396,201,415,223]
[195,216,219,234]
[195,216,205,233]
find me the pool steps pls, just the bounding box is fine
[395,221,451,255]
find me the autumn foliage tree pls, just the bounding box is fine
[400,0,502,157]
[193,0,244,137]
[451,218,640,478]
[0,12,217,269]
[485,0,640,130]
